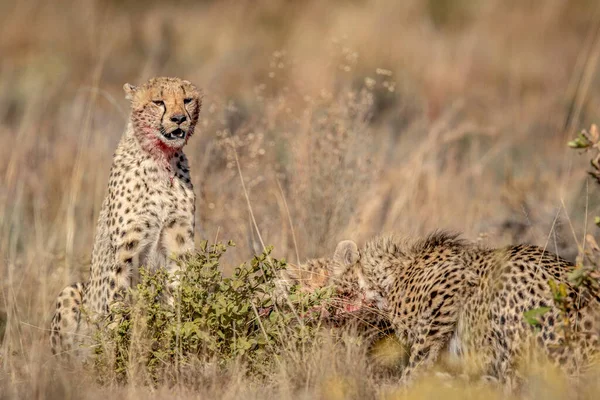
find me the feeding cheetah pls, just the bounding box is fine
[299,231,600,388]
[50,77,202,357]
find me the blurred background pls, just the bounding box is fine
[1,0,600,382]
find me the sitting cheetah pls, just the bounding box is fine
[302,231,600,387]
[50,77,202,357]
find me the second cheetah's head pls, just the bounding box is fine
[124,77,202,151]
[274,258,336,303]
[331,240,389,312]
[274,254,376,316]
[277,242,381,312]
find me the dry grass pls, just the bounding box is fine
[2,0,600,398]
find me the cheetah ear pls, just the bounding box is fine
[123,83,138,101]
[333,240,359,275]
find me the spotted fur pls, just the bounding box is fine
[50,77,202,357]
[49,282,86,357]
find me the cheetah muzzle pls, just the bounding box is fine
[162,127,186,141]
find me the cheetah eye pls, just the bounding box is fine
[183,98,193,105]
[152,100,164,107]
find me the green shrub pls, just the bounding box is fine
[526,124,600,339]
[523,125,600,336]
[568,124,600,288]
[93,240,335,384]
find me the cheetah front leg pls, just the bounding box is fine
[397,286,463,386]
[110,221,151,306]
[400,323,453,384]
[160,216,195,303]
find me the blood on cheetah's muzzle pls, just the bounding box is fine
[163,128,186,140]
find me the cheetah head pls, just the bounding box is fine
[273,254,394,341]
[124,77,202,151]
[275,258,334,297]
[274,254,364,313]
[332,240,389,312]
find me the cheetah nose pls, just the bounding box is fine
[170,114,187,124]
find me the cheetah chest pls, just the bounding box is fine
[108,156,196,273]
[142,173,195,269]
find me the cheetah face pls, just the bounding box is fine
[277,241,390,316]
[124,77,202,149]
[277,255,369,314]
[278,258,333,293]
[277,256,394,338]
[332,240,388,312]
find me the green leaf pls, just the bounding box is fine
[568,133,591,149]
[523,307,551,327]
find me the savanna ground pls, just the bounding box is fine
[2,0,600,398]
